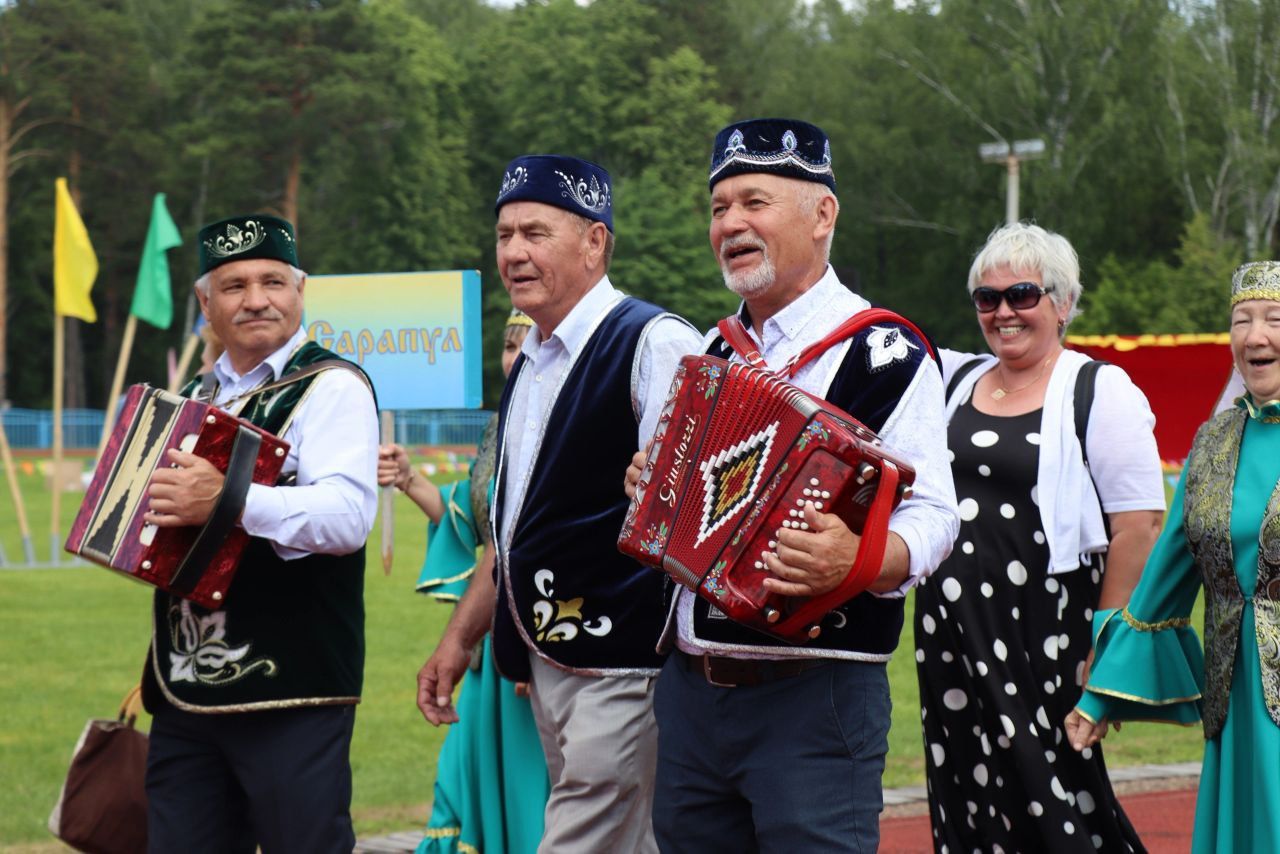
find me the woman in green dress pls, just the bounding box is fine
[1066,261,1280,852]
[379,310,549,854]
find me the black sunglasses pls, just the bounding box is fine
[971,282,1054,313]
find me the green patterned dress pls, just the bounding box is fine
[1078,400,1280,852]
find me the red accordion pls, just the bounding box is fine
[66,384,289,609]
[618,355,916,643]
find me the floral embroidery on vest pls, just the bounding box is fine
[166,600,278,686]
[530,569,613,642]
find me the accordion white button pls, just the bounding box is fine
[810,478,820,486]
[275,447,285,457]
[821,491,831,499]
[799,523,810,530]
[768,540,777,549]
[206,415,216,425]
[803,488,813,496]
[212,591,223,601]
[754,561,763,569]
[142,560,152,570]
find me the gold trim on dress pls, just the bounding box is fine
[422,827,461,839]
[1121,608,1191,632]
[1087,685,1203,705]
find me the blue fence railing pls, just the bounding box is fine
[0,408,494,450]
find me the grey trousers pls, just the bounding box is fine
[527,653,659,854]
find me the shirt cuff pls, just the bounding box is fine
[870,522,926,599]
[239,482,286,538]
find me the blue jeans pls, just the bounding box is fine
[652,655,891,853]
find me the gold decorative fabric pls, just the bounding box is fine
[1185,407,1280,736]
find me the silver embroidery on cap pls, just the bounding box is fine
[555,170,610,215]
[710,126,835,182]
[204,220,267,258]
[497,166,529,202]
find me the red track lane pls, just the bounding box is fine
[880,787,1198,853]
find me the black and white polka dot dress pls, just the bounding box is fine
[913,399,1144,854]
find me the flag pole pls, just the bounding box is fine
[380,410,395,575]
[96,313,137,459]
[0,416,35,564]
[51,314,64,563]
[169,331,200,394]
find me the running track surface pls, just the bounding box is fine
[880,787,1198,852]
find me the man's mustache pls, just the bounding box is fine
[233,308,285,324]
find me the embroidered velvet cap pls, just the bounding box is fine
[198,214,298,276]
[709,118,835,191]
[1231,261,1280,307]
[495,154,614,232]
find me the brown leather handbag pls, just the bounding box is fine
[48,685,148,854]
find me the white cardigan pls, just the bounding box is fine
[940,348,1165,575]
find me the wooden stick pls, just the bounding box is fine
[0,416,34,564]
[96,314,137,460]
[380,410,395,575]
[51,314,64,563]
[169,332,201,394]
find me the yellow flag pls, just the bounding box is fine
[53,177,98,322]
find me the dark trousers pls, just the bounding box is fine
[652,655,891,854]
[146,700,356,854]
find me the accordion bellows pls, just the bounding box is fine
[619,355,915,644]
[66,384,289,609]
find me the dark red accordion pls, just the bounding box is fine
[66,384,289,609]
[618,355,915,643]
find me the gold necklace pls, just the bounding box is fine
[991,356,1052,400]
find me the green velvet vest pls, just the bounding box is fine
[1183,406,1280,738]
[143,342,372,713]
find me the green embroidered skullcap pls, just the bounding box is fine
[1231,261,1280,307]
[198,214,298,275]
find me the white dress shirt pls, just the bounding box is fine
[211,327,379,560]
[498,276,701,548]
[676,266,960,653]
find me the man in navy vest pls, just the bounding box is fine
[141,215,379,852]
[634,119,960,851]
[416,155,701,852]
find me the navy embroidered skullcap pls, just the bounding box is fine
[494,154,613,232]
[709,118,835,191]
[198,214,298,275]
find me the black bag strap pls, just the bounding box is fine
[1074,359,1106,468]
[1074,359,1109,540]
[945,357,987,405]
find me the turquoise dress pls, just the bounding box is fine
[1078,401,1280,852]
[415,418,550,854]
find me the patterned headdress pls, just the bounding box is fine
[198,214,298,276]
[709,118,835,192]
[1231,261,1280,307]
[494,154,613,232]
[506,308,534,329]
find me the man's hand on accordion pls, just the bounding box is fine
[145,449,226,528]
[763,502,910,597]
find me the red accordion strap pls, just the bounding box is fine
[715,308,936,379]
[715,316,769,370]
[773,460,902,640]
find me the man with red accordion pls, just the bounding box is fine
[642,119,960,852]
[140,215,379,852]
[415,155,701,852]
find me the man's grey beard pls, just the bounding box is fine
[720,241,775,298]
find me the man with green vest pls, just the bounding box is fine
[140,214,379,853]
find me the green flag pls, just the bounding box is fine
[130,193,182,328]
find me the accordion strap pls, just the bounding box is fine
[716,308,936,379]
[772,459,903,639]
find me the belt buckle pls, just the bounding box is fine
[701,655,738,689]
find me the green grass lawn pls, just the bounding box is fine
[0,455,1204,846]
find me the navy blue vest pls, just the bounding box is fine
[677,317,931,657]
[492,297,673,679]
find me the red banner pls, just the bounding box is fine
[1066,334,1234,463]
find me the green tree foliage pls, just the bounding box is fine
[1,0,1278,411]
[1075,212,1242,334]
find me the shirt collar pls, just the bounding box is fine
[741,265,848,346]
[521,275,619,360]
[213,327,308,387]
[1237,394,1280,424]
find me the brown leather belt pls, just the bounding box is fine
[676,650,828,688]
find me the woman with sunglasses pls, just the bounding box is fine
[1067,263,1280,853]
[914,222,1165,852]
